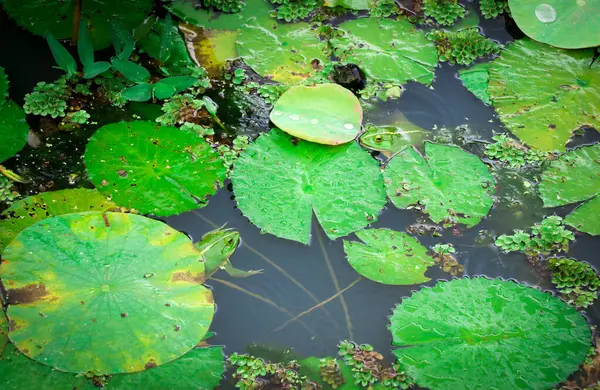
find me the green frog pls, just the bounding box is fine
[359,115,429,157]
[195,226,262,279]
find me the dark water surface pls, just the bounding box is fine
[2,7,600,388]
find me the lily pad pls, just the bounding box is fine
[343,229,435,285]
[324,0,370,9]
[231,129,386,244]
[458,62,491,105]
[389,278,591,390]
[179,23,238,77]
[2,0,152,50]
[0,188,115,252]
[488,39,600,152]
[270,84,362,145]
[106,346,224,389]
[384,143,495,227]
[0,67,8,105]
[167,0,272,30]
[0,101,30,163]
[1,212,214,374]
[539,144,600,235]
[508,0,600,49]
[237,22,327,85]
[0,314,96,390]
[331,18,438,87]
[84,121,225,216]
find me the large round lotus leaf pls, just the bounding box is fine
[237,22,327,85]
[0,100,29,164]
[0,67,8,105]
[1,212,214,374]
[488,39,600,152]
[270,84,362,145]
[389,278,591,390]
[508,0,600,49]
[231,129,386,244]
[539,144,600,235]
[330,18,438,86]
[0,188,116,252]
[343,229,435,285]
[107,346,224,389]
[384,143,495,227]
[84,121,225,216]
[458,62,491,105]
[2,0,152,50]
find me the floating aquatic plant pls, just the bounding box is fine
[218,135,250,174]
[272,0,318,22]
[0,177,18,205]
[431,243,464,276]
[548,258,600,308]
[225,68,247,85]
[539,144,600,236]
[229,353,318,389]
[422,0,465,26]
[389,278,591,390]
[369,0,398,17]
[427,28,500,65]
[319,357,345,388]
[23,79,69,118]
[204,0,246,13]
[479,0,509,18]
[484,134,548,167]
[495,216,575,256]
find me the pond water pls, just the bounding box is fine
[0,4,599,389]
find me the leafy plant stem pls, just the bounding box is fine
[72,0,82,45]
[272,277,362,333]
[0,165,26,183]
[316,227,354,340]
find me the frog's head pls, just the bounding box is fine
[359,124,406,152]
[196,226,241,261]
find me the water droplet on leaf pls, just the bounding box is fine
[344,123,354,130]
[535,3,557,23]
[289,114,300,121]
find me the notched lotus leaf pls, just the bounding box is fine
[488,39,600,152]
[84,121,226,216]
[384,143,495,227]
[343,228,435,285]
[1,212,214,374]
[231,129,386,244]
[0,100,30,164]
[508,0,600,49]
[389,278,591,390]
[270,84,362,145]
[539,143,600,235]
[331,18,438,87]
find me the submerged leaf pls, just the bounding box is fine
[331,18,438,87]
[389,278,591,390]
[84,121,225,216]
[1,212,214,374]
[0,101,29,164]
[343,229,435,285]
[231,129,386,244]
[488,39,600,151]
[539,144,600,235]
[384,143,495,227]
[270,84,362,145]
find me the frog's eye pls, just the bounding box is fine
[375,135,383,143]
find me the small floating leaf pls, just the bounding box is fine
[0,101,29,164]
[343,229,435,285]
[389,278,591,390]
[509,0,600,49]
[0,188,115,252]
[84,121,225,216]
[231,129,386,244]
[384,143,495,227]
[331,18,438,87]
[539,143,600,235]
[488,39,600,151]
[270,84,362,145]
[1,212,214,374]
[457,62,491,105]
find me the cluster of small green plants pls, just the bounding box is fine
[0,0,598,388]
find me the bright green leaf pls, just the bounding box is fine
[83,61,111,79]
[121,83,154,102]
[153,83,177,100]
[384,143,495,227]
[323,0,370,10]
[331,18,438,87]
[488,39,600,152]
[159,14,174,64]
[389,278,591,390]
[2,212,214,374]
[155,76,196,94]
[508,0,600,49]
[84,121,226,216]
[112,22,136,60]
[343,229,435,285]
[78,22,95,67]
[112,58,151,83]
[46,33,77,76]
[539,144,600,235]
[270,84,362,145]
[231,129,386,244]
[0,100,29,164]
[458,62,491,105]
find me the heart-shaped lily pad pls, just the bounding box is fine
[488,39,600,151]
[384,143,495,227]
[508,0,600,49]
[343,229,435,285]
[390,278,591,390]
[231,129,386,244]
[0,100,30,164]
[270,84,362,145]
[1,212,214,374]
[84,121,225,216]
